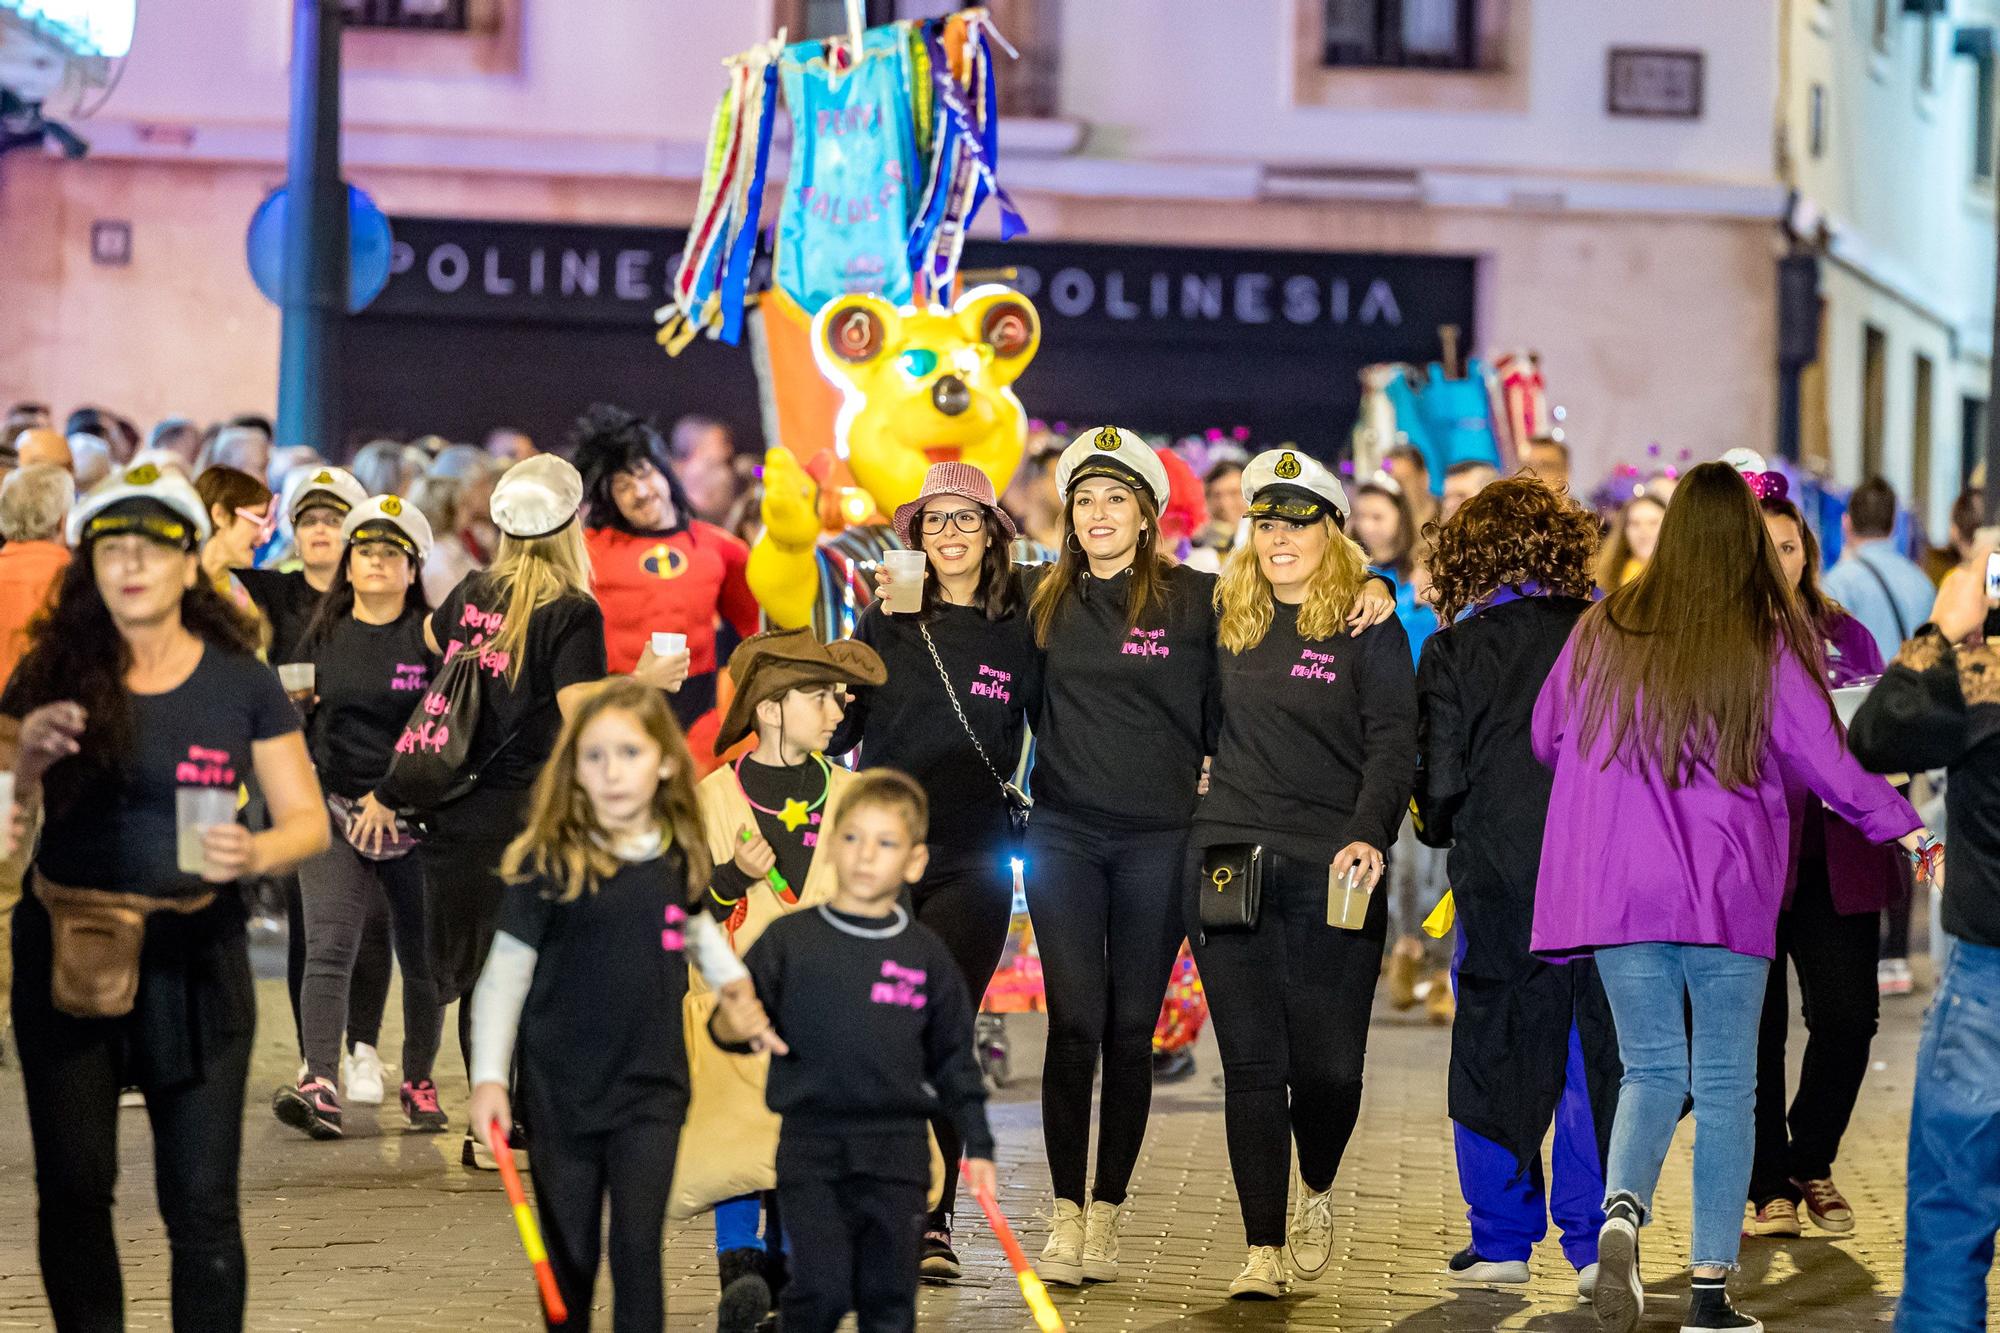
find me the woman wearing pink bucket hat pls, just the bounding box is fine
[829,460,1040,1280]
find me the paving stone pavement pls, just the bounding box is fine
[0,945,1985,1331]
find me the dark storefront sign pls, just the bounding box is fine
[345,217,1475,458]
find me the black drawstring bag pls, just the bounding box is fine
[381,649,504,812]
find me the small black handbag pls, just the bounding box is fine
[1198,843,1263,934]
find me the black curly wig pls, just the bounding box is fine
[571,403,694,538]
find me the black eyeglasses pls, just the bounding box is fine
[919,509,985,536]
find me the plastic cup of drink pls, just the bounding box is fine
[1328,864,1373,931]
[651,632,687,660]
[176,786,238,876]
[0,771,15,848]
[277,662,315,695]
[882,550,928,614]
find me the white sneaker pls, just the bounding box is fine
[1577,1262,1600,1301]
[1228,1246,1291,1299]
[343,1043,386,1105]
[1081,1198,1127,1282]
[1036,1200,1085,1286]
[1286,1184,1334,1280]
[118,1088,144,1109]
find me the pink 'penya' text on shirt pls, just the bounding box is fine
[443,603,512,678]
[1291,647,1339,684]
[661,903,686,953]
[176,745,236,786]
[870,959,928,1010]
[801,810,823,849]
[969,664,1012,704]
[1121,627,1170,659]
[391,663,429,692]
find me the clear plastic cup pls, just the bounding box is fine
[0,771,15,850]
[277,662,315,695]
[651,632,687,660]
[1327,864,1374,931]
[176,786,238,876]
[882,549,928,615]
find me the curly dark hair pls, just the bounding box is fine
[1424,475,1600,623]
[6,547,262,818]
[571,403,694,538]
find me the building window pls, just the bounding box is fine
[1323,0,1478,70]
[342,0,469,31]
[1872,0,1894,55]
[1913,353,1935,522]
[1862,325,1888,482]
[1977,56,1997,186]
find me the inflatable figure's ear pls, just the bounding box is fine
[814,293,903,387]
[955,285,1040,387]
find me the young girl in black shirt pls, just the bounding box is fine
[467,677,767,1332]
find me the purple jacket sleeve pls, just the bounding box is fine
[1530,639,1573,770]
[1771,651,1919,846]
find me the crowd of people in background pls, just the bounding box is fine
[0,394,1995,1333]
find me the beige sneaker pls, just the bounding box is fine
[1286,1184,1335,1279]
[1229,1245,1292,1299]
[1036,1199,1085,1286]
[1082,1198,1128,1282]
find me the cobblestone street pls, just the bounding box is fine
[0,947,1980,1331]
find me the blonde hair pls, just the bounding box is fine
[501,677,710,905]
[484,522,593,684]
[1215,517,1369,653]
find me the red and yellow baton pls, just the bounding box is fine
[970,1173,1065,1332]
[491,1118,568,1325]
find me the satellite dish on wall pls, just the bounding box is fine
[0,0,137,158]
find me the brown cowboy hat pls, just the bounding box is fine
[717,627,887,750]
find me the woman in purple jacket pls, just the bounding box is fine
[1530,463,1925,1333]
[1744,477,1905,1240]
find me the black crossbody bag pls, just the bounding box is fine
[1199,843,1263,933]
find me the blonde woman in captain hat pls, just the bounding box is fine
[1020,428,1396,1287]
[413,453,609,1169]
[1192,448,1419,1298]
[4,461,329,1328]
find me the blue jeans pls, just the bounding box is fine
[1897,938,2000,1332]
[1594,943,1768,1270]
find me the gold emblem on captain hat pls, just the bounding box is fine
[1094,426,1122,451]
[126,464,160,485]
[380,496,404,516]
[1275,452,1302,480]
[313,470,335,483]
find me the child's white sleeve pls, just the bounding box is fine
[469,931,537,1088]
[686,911,750,989]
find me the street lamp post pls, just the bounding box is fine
[275,0,347,454]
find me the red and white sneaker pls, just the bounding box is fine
[273,1077,343,1140]
[1792,1178,1854,1233]
[400,1079,448,1133]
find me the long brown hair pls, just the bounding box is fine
[1029,479,1172,646]
[1567,462,1829,791]
[501,676,710,905]
[919,507,1023,621]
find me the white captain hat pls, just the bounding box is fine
[66,460,211,551]
[287,465,369,521]
[341,493,435,564]
[1055,425,1171,509]
[1242,448,1349,523]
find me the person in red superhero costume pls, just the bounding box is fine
[574,405,760,759]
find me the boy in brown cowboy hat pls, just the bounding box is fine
[682,627,886,1330]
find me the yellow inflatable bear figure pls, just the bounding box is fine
[748,284,1041,632]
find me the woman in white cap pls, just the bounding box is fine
[274,495,451,1143]
[1191,448,1418,1299]
[3,461,329,1329]
[413,452,606,1169]
[829,459,1042,1280]
[236,464,394,1093]
[1023,427,1392,1286]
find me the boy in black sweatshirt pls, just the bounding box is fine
[714,769,996,1333]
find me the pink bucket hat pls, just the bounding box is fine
[890,461,1020,547]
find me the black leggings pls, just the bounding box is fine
[1192,847,1388,1247]
[420,786,530,1082]
[527,1104,682,1333]
[776,1131,928,1333]
[909,844,1015,1231]
[1750,862,1881,1204]
[1024,809,1188,1207]
[12,897,256,1332]
[282,872,391,1056]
